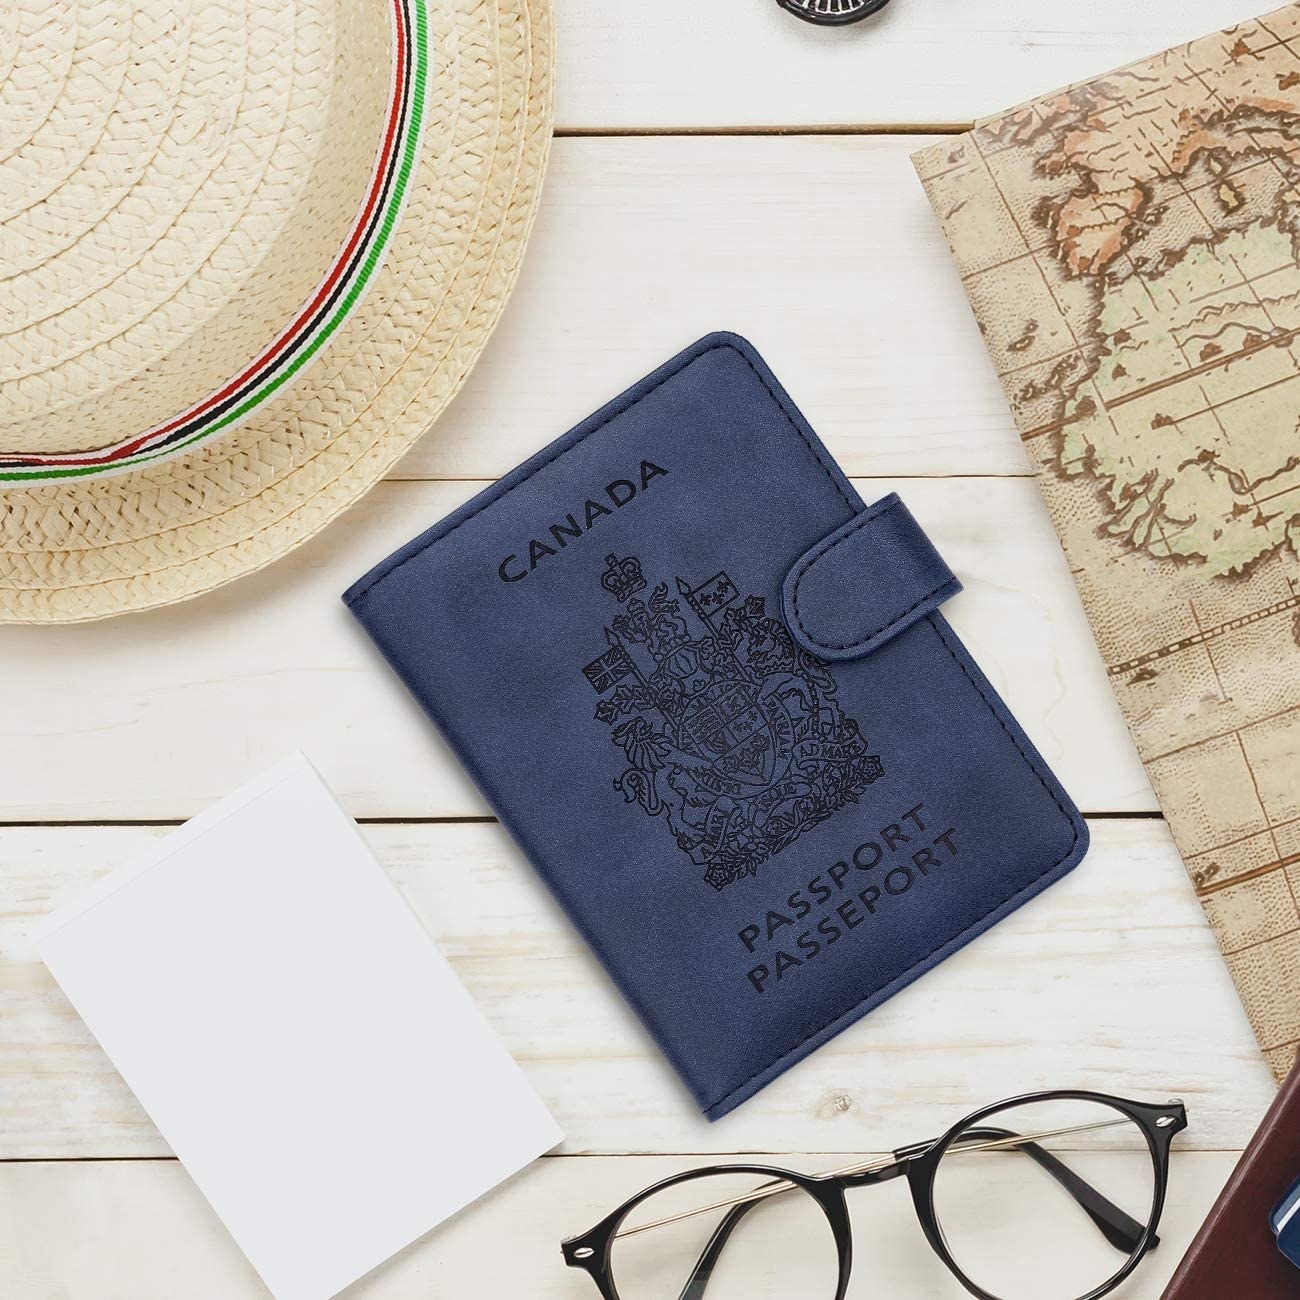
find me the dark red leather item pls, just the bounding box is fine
[1163,1061,1300,1299]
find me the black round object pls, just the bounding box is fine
[777,0,892,25]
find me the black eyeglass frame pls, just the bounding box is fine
[561,1090,1188,1300]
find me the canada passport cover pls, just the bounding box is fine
[344,333,1088,1119]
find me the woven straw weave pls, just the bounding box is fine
[0,0,554,621]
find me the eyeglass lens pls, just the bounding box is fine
[609,1171,839,1299]
[930,1097,1158,1300]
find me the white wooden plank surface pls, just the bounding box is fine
[0,1152,1238,1300]
[2,819,1272,1160]
[0,475,1153,822]
[553,0,1269,130]
[400,135,1032,481]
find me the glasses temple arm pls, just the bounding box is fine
[674,1205,754,1300]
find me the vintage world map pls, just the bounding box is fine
[916,4,1300,1081]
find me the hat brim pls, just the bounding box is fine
[0,0,554,623]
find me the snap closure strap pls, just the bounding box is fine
[781,494,961,661]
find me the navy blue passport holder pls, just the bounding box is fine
[344,333,1089,1119]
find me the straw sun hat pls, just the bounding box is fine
[0,0,553,622]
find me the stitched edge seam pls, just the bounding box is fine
[346,337,1083,1116]
[788,499,956,652]
[705,612,1083,1117]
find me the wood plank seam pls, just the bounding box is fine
[552,124,974,137]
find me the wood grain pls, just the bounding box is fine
[1,819,1272,1160]
[0,1152,1239,1299]
[552,1,1268,130]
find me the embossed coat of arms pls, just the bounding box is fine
[583,553,883,890]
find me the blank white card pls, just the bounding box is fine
[35,754,562,1300]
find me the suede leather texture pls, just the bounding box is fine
[345,333,1089,1120]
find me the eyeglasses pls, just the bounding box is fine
[562,1090,1188,1300]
